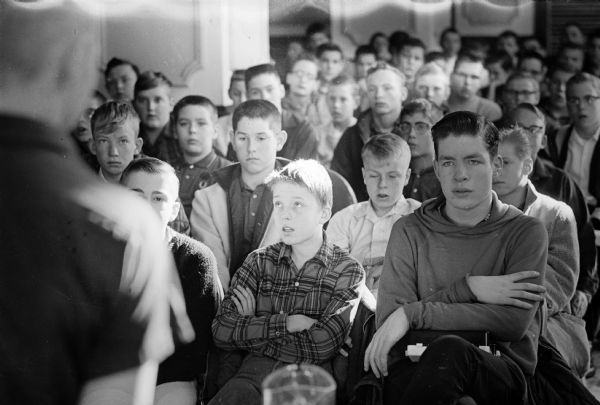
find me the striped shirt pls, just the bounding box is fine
[212,235,365,364]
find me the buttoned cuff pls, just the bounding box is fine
[266,313,288,339]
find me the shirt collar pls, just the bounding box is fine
[179,149,217,169]
[355,196,408,220]
[277,231,332,269]
[572,125,600,143]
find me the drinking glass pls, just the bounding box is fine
[262,364,336,405]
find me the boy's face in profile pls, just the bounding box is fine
[320,50,344,81]
[123,171,180,229]
[492,141,531,199]
[134,85,172,130]
[362,151,410,215]
[175,104,217,160]
[92,121,142,177]
[105,64,137,102]
[232,117,286,177]
[434,134,500,215]
[326,83,358,125]
[272,182,330,247]
[229,80,247,108]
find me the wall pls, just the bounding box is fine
[99,0,270,105]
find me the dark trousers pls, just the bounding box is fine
[383,335,528,405]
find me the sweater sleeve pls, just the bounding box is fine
[377,218,548,342]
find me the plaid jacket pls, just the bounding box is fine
[212,236,364,364]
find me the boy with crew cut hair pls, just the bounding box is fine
[134,71,180,165]
[172,95,231,218]
[191,99,288,289]
[90,101,143,184]
[244,63,319,160]
[121,157,223,404]
[317,43,346,85]
[396,37,426,88]
[365,111,548,404]
[210,159,365,405]
[327,134,419,297]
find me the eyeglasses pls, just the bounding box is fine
[566,95,600,106]
[397,122,431,135]
[291,70,317,81]
[504,89,538,98]
[509,123,544,134]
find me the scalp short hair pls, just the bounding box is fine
[355,45,377,61]
[431,111,500,160]
[518,51,546,68]
[388,31,410,55]
[415,62,449,84]
[508,102,546,124]
[266,159,333,209]
[291,54,319,71]
[499,127,532,161]
[400,98,443,124]
[440,27,460,44]
[567,71,600,94]
[120,156,180,192]
[229,69,246,88]
[366,62,406,86]
[361,134,411,169]
[134,71,172,98]
[400,37,426,54]
[499,30,519,41]
[91,101,140,138]
[328,74,359,96]
[316,43,343,59]
[454,52,484,71]
[306,22,330,39]
[172,95,218,124]
[244,63,281,88]
[505,72,539,91]
[486,51,515,72]
[232,99,281,132]
[104,57,140,79]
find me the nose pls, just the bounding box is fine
[147,99,156,112]
[246,137,257,153]
[378,175,388,189]
[425,87,434,99]
[108,140,119,157]
[454,162,468,182]
[116,79,125,91]
[190,122,198,134]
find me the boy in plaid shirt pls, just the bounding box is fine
[210,159,365,405]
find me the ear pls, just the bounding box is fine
[362,167,367,184]
[319,205,332,225]
[228,129,235,146]
[492,155,503,177]
[404,168,411,186]
[523,156,533,177]
[169,97,174,112]
[169,199,181,222]
[433,159,440,180]
[275,130,288,151]
[89,139,97,155]
[286,72,293,86]
[541,134,548,149]
[135,137,143,154]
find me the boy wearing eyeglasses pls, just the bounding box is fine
[327,134,419,297]
[398,98,443,202]
[552,72,600,220]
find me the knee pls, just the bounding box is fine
[421,335,475,363]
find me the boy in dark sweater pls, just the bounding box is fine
[121,157,223,404]
[365,111,548,404]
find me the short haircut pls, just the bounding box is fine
[172,95,218,123]
[366,62,406,85]
[266,159,333,209]
[329,74,359,96]
[400,37,426,53]
[120,156,180,192]
[499,127,532,160]
[518,51,545,68]
[134,71,172,98]
[510,102,546,124]
[91,101,140,138]
[440,27,460,44]
[559,42,585,55]
[291,54,319,70]
[415,62,449,83]
[499,30,518,41]
[316,43,343,59]
[425,51,445,64]
[485,50,514,72]
[400,98,443,124]
[355,45,377,61]
[369,32,387,47]
[104,57,140,79]
[566,71,600,94]
[454,52,484,71]
[305,22,329,39]
[232,99,281,132]
[361,134,411,167]
[505,72,539,91]
[244,63,281,88]
[431,111,500,160]
[229,69,246,88]
[388,30,410,55]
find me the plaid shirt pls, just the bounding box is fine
[212,235,365,364]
